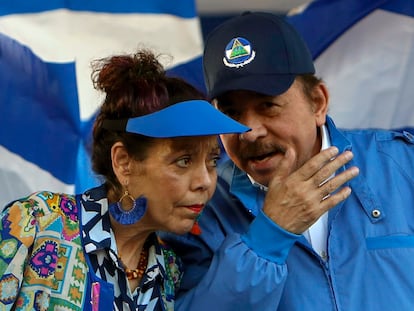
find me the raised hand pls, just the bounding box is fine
[263,146,359,234]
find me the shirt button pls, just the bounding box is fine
[403,131,414,142]
[371,209,381,218]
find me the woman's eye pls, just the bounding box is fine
[208,156,221,168]
[176,158,191,168]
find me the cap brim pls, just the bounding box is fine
[209,74,296,99]
[126,100,250,138]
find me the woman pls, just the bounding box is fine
[0,49,248,310]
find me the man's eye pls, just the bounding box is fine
[263,101,282,110]
[221,108,240,119]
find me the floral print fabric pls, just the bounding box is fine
[0,185,182,310]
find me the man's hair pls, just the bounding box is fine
[297,74,323,101]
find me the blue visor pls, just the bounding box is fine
[102,100,250,138]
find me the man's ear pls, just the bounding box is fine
[312,83,329,127]
[111,142,131,181]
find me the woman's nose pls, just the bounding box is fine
[193,165,214,191]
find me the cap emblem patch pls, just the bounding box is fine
[223,37,255,68]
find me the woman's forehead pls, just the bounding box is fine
[168,136,219,150]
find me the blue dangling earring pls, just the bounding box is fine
[109,189,147,225]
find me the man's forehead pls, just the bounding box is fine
[216,90,274,105]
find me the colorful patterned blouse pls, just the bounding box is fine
[0,185,182,310]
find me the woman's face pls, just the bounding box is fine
[128,136,220,234]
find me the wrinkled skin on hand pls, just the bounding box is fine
[263,146,359,234]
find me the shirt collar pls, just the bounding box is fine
[320,123,331,150]
[79,185,113,253]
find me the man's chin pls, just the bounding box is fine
[251,175,271,188]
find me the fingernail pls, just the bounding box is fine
[344,151,354,160]
[351,166,359,176]
[330,146,339,155]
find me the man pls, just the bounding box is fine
[161,12,414,310]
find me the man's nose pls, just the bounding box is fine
[238,115,267,142]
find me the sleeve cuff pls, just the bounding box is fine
[241,209,300,264]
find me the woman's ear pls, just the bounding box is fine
[111,142,131,181]
[312,83,329,127]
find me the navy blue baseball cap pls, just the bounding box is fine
[102,99,250,138]
[203,11,315,99]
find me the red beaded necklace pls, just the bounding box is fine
[120,247,149,280]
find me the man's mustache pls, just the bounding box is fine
[239,142,286,160]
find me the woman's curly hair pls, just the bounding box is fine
[90,49,205,191]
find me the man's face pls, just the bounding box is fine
[216,79,327,186]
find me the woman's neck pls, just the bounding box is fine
[111,217,150,255]
[111,219,152,292]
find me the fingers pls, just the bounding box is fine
[263,147,359,234]
[314,149,354,187]
[303,148,359,214]
[320,186,352,209]
[268,147,297,185]
[295,146,340,181]
[318,165,359,207]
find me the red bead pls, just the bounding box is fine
[190,222,202,235]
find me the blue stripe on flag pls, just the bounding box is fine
[167,56,206,95]
[287,0,388,59]
[287,0,414,132]
[382,0,414,17]
[0,33,80,184]
[1,0,203,195]
[0,0,197,18]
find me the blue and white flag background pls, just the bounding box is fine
[0,0,204,207]
[288,0,414,132]
[1,0,414,207]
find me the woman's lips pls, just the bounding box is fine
[187,204,204,214]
